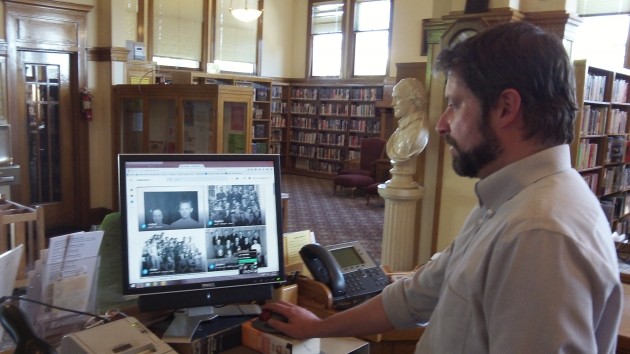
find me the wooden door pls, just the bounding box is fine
[16,51,77,231]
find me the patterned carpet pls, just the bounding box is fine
[280,173,384,263]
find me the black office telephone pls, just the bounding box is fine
[299,241,389,309]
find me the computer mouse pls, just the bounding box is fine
[252,309,287,334]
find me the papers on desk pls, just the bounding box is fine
[0,245,24,340]
[22,230,103,338]
[283,230,316,276]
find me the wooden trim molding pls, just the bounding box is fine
[87,47,130,62]
[3,0,91,13]
[525,10,582,42]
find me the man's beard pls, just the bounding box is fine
[445,124,502,178]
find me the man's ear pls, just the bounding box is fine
[494,88,522,127]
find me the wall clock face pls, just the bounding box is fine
[450,29,478,46]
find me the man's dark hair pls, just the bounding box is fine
[435,21,577,146]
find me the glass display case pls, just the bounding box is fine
[113,84,253,155]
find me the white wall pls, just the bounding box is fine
[389,0,433,76]
[260,0,297,78]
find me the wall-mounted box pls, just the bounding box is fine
[0,165,20,186]
[0,124,12,166]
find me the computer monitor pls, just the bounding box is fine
[118,154,285,341]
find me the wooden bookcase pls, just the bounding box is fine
[169,71,273,154]
[112,84,253,157]
[287,83,387,178]
[271,81,290,168]
[572,59,630,234]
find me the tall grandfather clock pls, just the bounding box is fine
[413,7,581,264]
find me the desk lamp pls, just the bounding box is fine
[0,303,57,354]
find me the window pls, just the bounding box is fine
[214,0,259,74]
[152,0,204,69]
[573,15,629,69]
[147,0,260,74]
[310,0,391,78]
[571,1,630,69]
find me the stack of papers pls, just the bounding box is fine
[22,230,103,338]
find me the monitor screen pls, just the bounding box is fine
[118,154,285,315]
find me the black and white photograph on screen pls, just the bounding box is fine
[205,226,267,272]
[140,191,204,231]
[140,233,206,277]
[207,184,264,227]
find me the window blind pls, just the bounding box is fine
[577,0,630,15]
[214,0,257,69]
[153,0,203,62]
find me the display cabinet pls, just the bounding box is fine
[112,84,253,158]
[168,71,272,153]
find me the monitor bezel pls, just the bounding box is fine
[118,153,285,298]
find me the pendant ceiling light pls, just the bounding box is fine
[230,0,262,22]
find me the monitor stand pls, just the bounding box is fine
[161,304,262,343]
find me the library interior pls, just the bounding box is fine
[3,0,630,353]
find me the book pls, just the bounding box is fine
[241,319,320,354]
[165,315,252,354]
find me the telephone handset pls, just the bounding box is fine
[299,241,389,309]
[299,243,347,297]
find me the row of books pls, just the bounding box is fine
[290,131,317,144]
[601,193,630,223]
[580,105,608,135]
[613,78,629,103]
[609,108,628,134]
[271,101,287,113]
[582,171,599,195]
[604,136,626,164]
[290,87,383,102]
[253,124,267,139]
[600,164,630,196]
[317,147,343,160]
[291,116,318,129]
[585,73,607,101]
[270,128,283,142]
[348,119,381,134]
[251,142,268,153]
[291,102,318,115]
[350,104,376,117]
[576,139,599,170]
[271,86,283,99]
[271,114,286,128]
[269,142,282,154]
[320,103,349,116]
[318,132,346,146]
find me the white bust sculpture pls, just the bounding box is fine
[386,78,429,163]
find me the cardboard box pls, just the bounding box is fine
[242,319,320,354]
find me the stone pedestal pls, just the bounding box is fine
[379,157,424,271]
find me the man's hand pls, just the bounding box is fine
[261,301,323,339]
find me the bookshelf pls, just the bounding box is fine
[572,60,630,234]
[271,81,289,168]
[169,71,272,153]
[288,83,387,177]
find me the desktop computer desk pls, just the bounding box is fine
[2,281,630,354]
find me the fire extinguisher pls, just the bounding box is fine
[81,88,93,121]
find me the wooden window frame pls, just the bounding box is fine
[307,0,393,80]
[145,0,262,75]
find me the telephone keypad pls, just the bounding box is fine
[344,267,389,298]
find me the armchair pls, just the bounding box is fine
[333,137,386,198]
